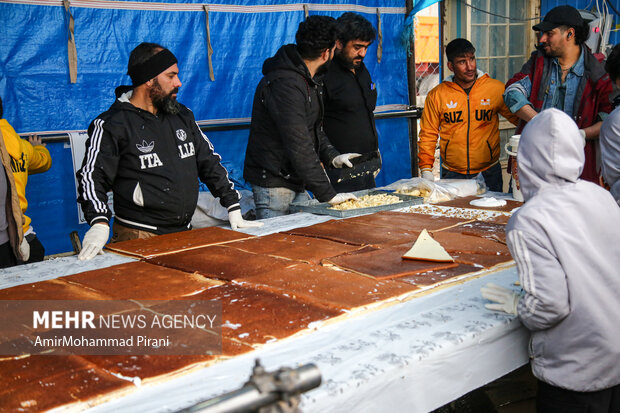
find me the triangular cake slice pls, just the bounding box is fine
[402,229,454,262]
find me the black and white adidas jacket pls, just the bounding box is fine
[77,86,240,234]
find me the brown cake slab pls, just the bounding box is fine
[173,284,341,346]
[344,211,469,232]
[0,355,130,412]
[429,231,511,256]
[236,262,419,310]
[224,233,364,264]
[62,261,222,300]
[397,263,483,287]
[283,219,420,246]
[105,226,254,258]
[451,252,514,269]
[323,245,459,280]
[0,279,112,301]
[485,214,512,225]
[439,220,507,244]
[435,195,522,212]
[82,338,252,382]
[147,245,298,281]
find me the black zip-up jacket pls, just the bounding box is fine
[323,59,378,155]
[323,58,380,192]
[244,44,339,202]
[77,87,240,234]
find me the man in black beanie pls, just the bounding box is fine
[77,42,261,260]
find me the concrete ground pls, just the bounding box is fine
[431,365,537,413]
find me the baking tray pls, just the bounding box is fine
[289,189,424,218]
[325,152,381,184]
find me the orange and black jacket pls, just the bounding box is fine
[418,72,518,175]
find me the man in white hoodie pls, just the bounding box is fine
[482,109,620,412]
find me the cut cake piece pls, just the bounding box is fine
[402,229,454,262]
[224,233,364,264]
[105,226,253,259]
[175,283,341,346]
[283,219,419,246]
[235,262,419,310]
[323,245,458,280]
[61,261,222,300]
[147,245,297,281]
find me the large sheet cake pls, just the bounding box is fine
[0,209,515,412]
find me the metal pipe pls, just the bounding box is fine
[405,0,419,178]
[180,363,321,413]
[28,109,422,143]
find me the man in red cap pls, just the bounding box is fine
[504,5,613,183]
[77,42,261,260]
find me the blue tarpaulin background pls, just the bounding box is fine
[0,1,417,254]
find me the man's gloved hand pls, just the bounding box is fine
[421,169,434,181]
[332,153,362,168]
[579,129,587,146]
[228,209,264,231]
[480,283,520,315]
[19,237,30,262]
[327,192,358,205]
[78,223,109,261]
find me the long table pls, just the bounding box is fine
[1,211,529,413]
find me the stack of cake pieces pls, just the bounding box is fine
[0,212,513,412]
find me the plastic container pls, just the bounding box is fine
[505,135,524,202]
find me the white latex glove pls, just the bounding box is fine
[327,192,358,205]
[579,129,586,146]
[480,283,520,315]
[228,209,264,231]
[78,223,109,261]
[421,169,434,181]
[332,153,362,168]
[19,238,30,262]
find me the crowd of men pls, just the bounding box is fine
[0,7,619,410]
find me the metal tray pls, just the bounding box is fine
[325,153,381,184]
[289,189,424,218]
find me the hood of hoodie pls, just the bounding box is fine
[262,44,313,80]
[108,85,158,118]
[518,108,585,201]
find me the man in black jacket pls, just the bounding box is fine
[77,42,261,260]
[244,16,360,219]
[324,12,380,192]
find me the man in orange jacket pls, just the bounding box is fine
[418,39,518,191]
[0,97,52,263]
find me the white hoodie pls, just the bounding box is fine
[506,109,620,392]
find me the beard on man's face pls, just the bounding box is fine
[150,79,180,115]
[335,49,361,70]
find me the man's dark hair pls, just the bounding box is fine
[558,22,590,46]
[296,15,337,60]
[336,12,376,45]
[606,43,620,82]
[0,97,3,119]
[128,42,164,74]
[446,38,476,62]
